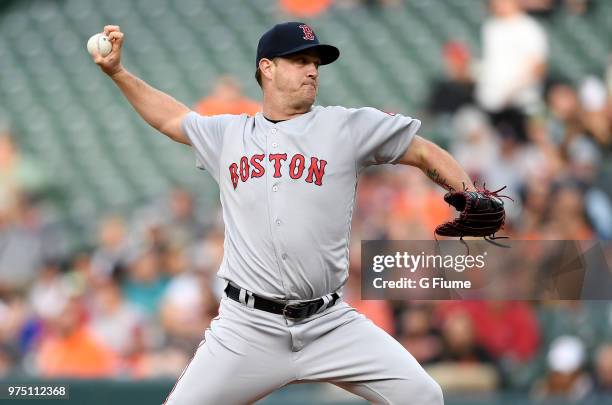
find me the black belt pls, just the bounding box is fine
[224,283,340,321]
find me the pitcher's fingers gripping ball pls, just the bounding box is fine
[87,25,125,76]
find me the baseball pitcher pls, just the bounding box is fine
[91,21,506,405]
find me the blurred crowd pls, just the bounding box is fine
[424,0,612,242]
[1,0,612,401]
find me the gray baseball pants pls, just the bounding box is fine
[164,294,444,405]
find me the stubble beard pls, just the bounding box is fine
[290,86,317,113]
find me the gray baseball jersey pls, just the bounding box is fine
[163,107,444,405]
[182,105,420,300]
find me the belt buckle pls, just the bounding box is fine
[282,301,315,321]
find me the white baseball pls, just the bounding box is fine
[87,33,112,57]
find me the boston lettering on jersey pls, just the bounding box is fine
[229,153,327,189]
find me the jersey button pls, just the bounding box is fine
[272,185,279,192]
[271,128,278,134]
[275,219,282,226]
[272,142,278,148]
[281,253,288,260]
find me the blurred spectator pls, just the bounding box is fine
[537,301,609,356]
[64,251,95,298]
[28,261,71,321]
[162,246,189,278]
[190,227,225,275]
[343,241,395,335]
[531,335,593,400]
[427,311,499,392]
[0,198,45,289]
[0,291,27,342]
[279,0,332,17]
[519,0,558,17]
[583,187,612,239]
[480,131,548,220]
[520,0,595,17]
[387,170,452,238]
[578,76,611,147]
[0,130,55,289]
[398,303,443,365]
[26,262,79,357]
[542,80,612,236]
[162,188,206,249]
[427,41,475,116]
[594,343,612,393]
[89,277,150,359]
[35,297,118,378]
[437,301,540,362]
[477,0,548,141]
[543,180,594,239]
[0,130,48,222]
[545,78,607,173]
[525,118,565,178]
[606,55,612,97]
[0,344,16,377]
[545,79,583,145]
[160,271,218,352]
[194,75,261,117]
[439,311,495,364]
[90,215,131,280]
[517,177,552,238]
[449,107,499,182]
[353,169,396,240]
[564,0,592,15]
[0,290,27,374]
[189,227,227,298]
[130,189,209,257]
[123,249,169,317]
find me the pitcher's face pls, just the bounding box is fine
[270,51,321,111]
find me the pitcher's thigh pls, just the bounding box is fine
[301,314,443,405]
[164,319,294,404]
[335,375,443,405]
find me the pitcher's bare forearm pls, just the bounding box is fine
[400,135,474,192]
[111,69,190,144]
[90,25,190,144]
[422,156,473,192]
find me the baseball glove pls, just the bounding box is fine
[435,185,511,247]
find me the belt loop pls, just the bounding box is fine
[239,288,247,305]
[246,291,255,308]
[317,294,332,313]
[222,280,230,299]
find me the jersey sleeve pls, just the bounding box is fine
[181,111,235,179]
[346,107,421,169]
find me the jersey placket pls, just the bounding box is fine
[266,125,293,297]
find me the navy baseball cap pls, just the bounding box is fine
[256,22,340,68]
